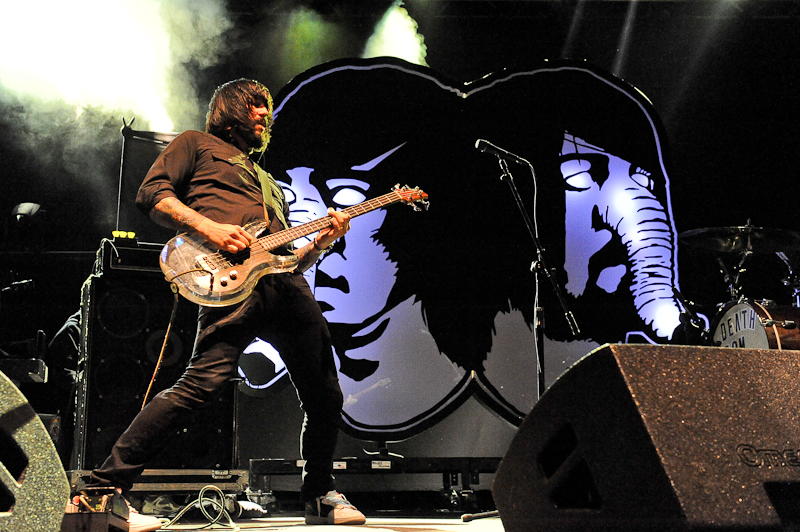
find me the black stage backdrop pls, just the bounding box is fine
[1,0,798,478]
[3,1,798,310]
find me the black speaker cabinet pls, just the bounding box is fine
[492,344,800,532]
[72,270,237,471]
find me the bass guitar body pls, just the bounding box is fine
[159,185,429,307]
[160,221,299,307]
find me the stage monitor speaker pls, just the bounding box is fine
[0,370,70,532]
[492,343,800,532]
[72,271,237,471]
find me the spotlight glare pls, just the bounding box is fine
[0,0,174,130]
[362,2,428,66]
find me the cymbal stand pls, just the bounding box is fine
[717,251,751,301]
[777,252,800,307]
[672,287,709,345]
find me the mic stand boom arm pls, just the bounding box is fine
[496,158,581,395]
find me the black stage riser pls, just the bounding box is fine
[72,272,236,471]
[492,343,800,532]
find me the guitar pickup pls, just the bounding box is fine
[196,255,220,273]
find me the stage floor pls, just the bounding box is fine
[159,516,504,531]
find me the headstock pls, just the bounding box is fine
[393,184,429,212]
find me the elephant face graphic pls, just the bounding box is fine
[238,58,684,438]
[560,132,680,341]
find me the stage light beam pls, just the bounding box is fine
[362,1,428,66]
[612,0,639,77]
[277,7,341,77]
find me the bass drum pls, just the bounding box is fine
[712,300,800,350]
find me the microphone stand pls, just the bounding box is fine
[462,153,582,525]
[495,158,581,398]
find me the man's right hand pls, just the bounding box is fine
[196,219,253,252]
[150,197,253,253]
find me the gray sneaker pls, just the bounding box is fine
[127,507,164,532]
[305,491,366,525]
[122,495,164,532]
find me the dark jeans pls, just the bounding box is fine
[91,273,343,500]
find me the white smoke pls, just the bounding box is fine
[266,7,345,88]
[0,0,428,248]
[0,0,172,129]
[0,0,233,247]
[0,0,234,131]
[362,1,428,66]
[158,0,235,131]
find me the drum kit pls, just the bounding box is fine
[680,222,800,350]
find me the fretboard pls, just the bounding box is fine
[255,188,404,251]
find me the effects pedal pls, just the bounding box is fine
[63,487,129,532]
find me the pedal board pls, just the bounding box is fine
[61,513,128,532]
[62,487,128,532]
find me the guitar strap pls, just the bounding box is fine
[255,165,288,230]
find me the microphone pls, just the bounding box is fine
[474,139,530,166]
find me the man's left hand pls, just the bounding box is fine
[314,208,351,249]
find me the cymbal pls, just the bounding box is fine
[679,225,800,254]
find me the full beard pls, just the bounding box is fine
[235,122,270,151]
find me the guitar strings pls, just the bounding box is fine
[200,189,409,268]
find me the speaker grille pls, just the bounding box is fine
[73,272,235,471]
[97,288,149,338]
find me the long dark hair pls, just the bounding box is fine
[206,78,273,146]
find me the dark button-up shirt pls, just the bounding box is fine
[135,130,288,235]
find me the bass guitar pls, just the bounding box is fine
[159,184,428,307]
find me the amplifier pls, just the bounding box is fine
[98,239,165,275]
[71,271,237,471]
